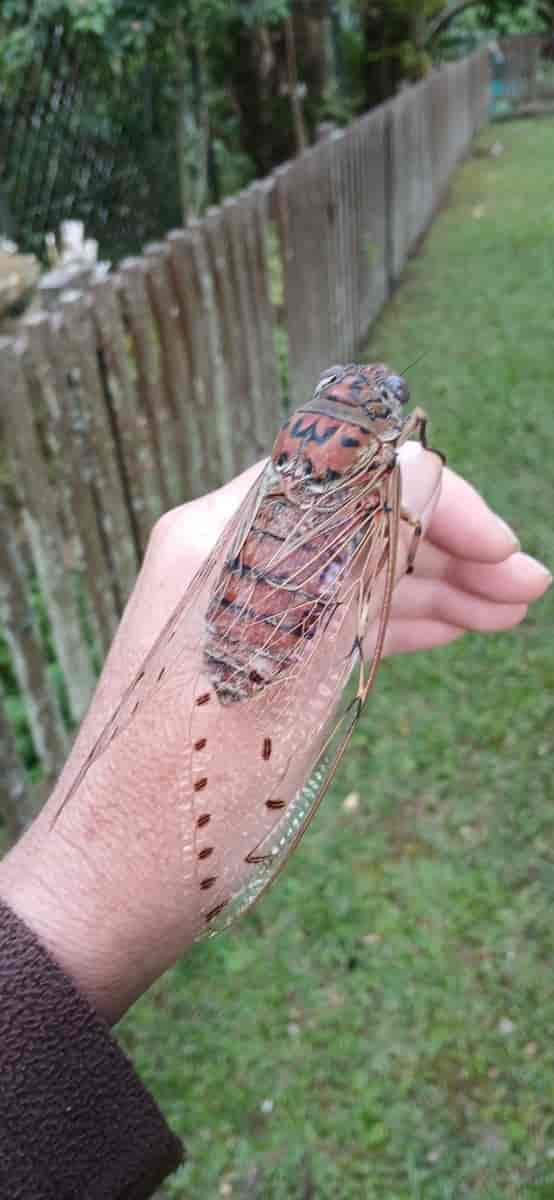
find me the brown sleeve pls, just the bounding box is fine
[0,898,184,1200]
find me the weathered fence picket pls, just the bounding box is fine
[92,274,165,554]
[0,498,68,778]
[1,336,96,721]
[0,47,490,823]
[118,257,177,511]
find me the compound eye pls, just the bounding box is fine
[385,374,410,406]
[315,365,343,394]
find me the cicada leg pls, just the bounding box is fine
[400,507,422,575]
[350,493,398,703]
[396,404,445,574]
[399,405,446,465]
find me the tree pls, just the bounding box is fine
[0,0,338,253]
[354,0,543,108]
[1,0,544,258]
[427,0,547,42]
[356,1,441,109]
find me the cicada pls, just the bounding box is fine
[54,363,442,941]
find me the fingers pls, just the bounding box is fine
[383,618,466,657]
[412,543,552,605]
[426,467,521,563]
[395,460,550,640]
[145,447,550,663]
[398,441,443,532]
[390,573,529,634]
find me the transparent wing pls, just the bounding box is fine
[201,464,402,937]
[53,458,403,944]
[52,461,272,823]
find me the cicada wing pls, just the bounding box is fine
[197,466,403,939]
[52,462,273,823]
[53,450,403,946]
[201,688,360,937]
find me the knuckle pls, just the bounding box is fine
[146,507,183,557]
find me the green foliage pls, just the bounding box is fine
[238,0,289,27]
[434,0,546,57]
[490,1,545,33]
[2,0,546,259]
[0,635,35,769]
[0,0,291,77]
[64,0,115,36]
[120,117,554,1198]
[0,566,75,775]
[0,0,309,256]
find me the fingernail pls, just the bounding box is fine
[494,516,520,550]
[399,441,423,463]
[519,553,552,585]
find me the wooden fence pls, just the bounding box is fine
[0,47,490,829]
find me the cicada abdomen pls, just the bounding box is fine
[54,363,436,943]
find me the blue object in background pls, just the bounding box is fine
[489,39,507,116]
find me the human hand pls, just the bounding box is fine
[383,443,551,656]
[0,448,549,1022]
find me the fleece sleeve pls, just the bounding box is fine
[0,898,184,1200]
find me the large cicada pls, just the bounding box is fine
[54,363,442,941]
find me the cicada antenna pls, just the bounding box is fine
[399,350,461,426]
[400,349,428,375]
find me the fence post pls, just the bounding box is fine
[118,257,179,510]
[383,102,395,298]
[0,335,96,722]
[0,496,68,782]
[91,274,165,553]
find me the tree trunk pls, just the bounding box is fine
[284,13,308,154]
[361,2,427,110]
[227,4,329,177]
[362,5,394,109]
[292,0,329,128]
[174,18,190,225]
[229,22,292,175]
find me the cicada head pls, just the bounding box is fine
[312,362,410,427]
[310,361,411,448]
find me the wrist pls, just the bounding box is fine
[0,777,186,1023]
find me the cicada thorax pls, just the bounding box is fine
[203,401,395,707]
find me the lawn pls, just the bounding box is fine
[119,118,554,1199]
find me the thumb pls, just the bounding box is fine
[399,441,443,541]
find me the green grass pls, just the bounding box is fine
[119,120,554,1198]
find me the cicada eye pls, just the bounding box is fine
[384,374,410,406]
[315,365,343,394]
